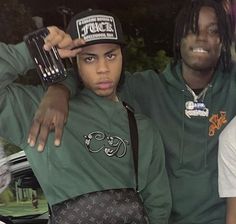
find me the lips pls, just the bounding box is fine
[97,81,113,90]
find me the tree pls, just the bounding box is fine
[125,37,170,72]
[0,188,14,205]
[0,0,36,44]
[0,138,21,156]
[0,0,41,85]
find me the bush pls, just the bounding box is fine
[0,188,14,205]
[125,37,171,73]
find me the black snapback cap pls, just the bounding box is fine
[67,9,126,47]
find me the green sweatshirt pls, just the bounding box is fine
[119,64,236,224]
[0,42,171,224]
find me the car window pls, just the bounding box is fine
[0,170,48,218]
[0,139,48,220]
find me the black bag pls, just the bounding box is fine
[51,102,149,224]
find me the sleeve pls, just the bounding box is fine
[140,126,171,224]
[218,116,236,197]
[0,42,78,97]
[119,70,159,114]
[0,42,34,74]
[119,71,136,105]
[60,68,78,97]
[0,42,34,89]
[119,71,144,113]
[0,42,43,148]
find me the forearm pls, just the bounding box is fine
[0,42,34,75]
[0,84,43,148]
[46,84,70,100]
[226,198,236,224]
[142,129,171,224]
[0,42,43,146]
[118,71,135,105]
[143,167,171,224]
[0,42,34,90]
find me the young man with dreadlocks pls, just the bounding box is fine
[120,1,234,223]
[1,0,235,223]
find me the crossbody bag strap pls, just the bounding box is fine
[122,102,139,192]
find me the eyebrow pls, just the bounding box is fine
[81,47,120,56]
[208,22,218,26]
[104,47,120,55]
[80,52,96,57]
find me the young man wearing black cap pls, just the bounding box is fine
[0,9,171,224]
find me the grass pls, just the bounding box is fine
[0,199,48,217]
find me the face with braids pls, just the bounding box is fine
[181,6,222,72]
[174,0,233,82]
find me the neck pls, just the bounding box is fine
[182,64,214,89]
[113,95,119,102]
[107,93,119,102]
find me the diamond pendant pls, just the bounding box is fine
[185,101,209,118]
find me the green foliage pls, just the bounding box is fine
[125,37,171,73]
[155,50,171,72]
[37,189,45,200]
[0,0,36,44]
[0,188,14,205]
[0,0,40,85]
[0,138,22,156]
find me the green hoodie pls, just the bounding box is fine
[119,63,236,224]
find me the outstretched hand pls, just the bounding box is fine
[28,84,70,151]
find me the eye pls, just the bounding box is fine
[106,53,116,60]
[208,25,219,35]
[84,56,95,63]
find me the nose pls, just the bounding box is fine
[97,58,109,74]
[196,29,207,41]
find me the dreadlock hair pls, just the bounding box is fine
[173,0,233,72]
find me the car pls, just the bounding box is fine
[0,150,50,224]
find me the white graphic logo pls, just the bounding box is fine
[76,15,118,42]
[185,101,209,118]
